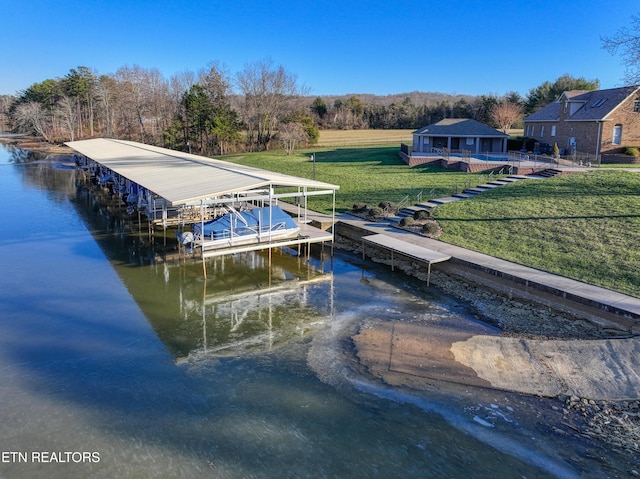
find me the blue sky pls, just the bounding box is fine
[1,0,637,97]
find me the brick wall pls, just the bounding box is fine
[525,94,640,156]
[602,153,640,164]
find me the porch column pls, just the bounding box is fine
[476,137,480,153]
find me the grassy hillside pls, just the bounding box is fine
[222,145,475,213]
[433,170,640,297]
[222,141,640,298]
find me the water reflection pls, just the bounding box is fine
[0,144,604,479]
[69,177,335,360]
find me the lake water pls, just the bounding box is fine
[0,143,613,478]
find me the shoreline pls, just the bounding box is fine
[0,135,73,155]
[7,135,640,475]
[334,239,640,469]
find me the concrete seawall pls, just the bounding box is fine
[334,218,640,327]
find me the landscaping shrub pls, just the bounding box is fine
[399,217,415,227]
[421,220,442,237]
[625,147,640,157]
[368,207,383,218]
[378,201,397,213]
[352,203,367,211]
[413,210,430,220]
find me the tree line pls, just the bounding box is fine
[1,60,600,156]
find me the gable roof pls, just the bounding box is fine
[66,138,339,206]
[413,118,508,137]
[525,86,640,122]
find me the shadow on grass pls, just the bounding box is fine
[436,213,640,221]
[310,146,407,165]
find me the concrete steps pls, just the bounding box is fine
[537,168,563,178]
[397,175,531,219]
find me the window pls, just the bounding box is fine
[613,124,622,145]
[531,125,535,136]
[551,125,556,137]
[466,138,474,145]
[634,100,640,113]
[540,126,544,137]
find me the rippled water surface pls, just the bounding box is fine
[0,143,605,478]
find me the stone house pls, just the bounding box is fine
[523,86,640,162]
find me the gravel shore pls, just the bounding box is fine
[335,236,640,469]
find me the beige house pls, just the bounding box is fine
[523,86,640,162]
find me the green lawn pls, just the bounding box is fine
[433,170,640,298]
[222,147,640,298]
[222,146,483,213]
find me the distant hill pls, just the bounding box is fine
[302,91,475,107]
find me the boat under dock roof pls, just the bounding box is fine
[66,138,340,261]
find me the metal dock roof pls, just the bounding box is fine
[66,138,339,206]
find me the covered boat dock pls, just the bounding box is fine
[66,138,339,260]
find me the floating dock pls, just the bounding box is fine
[362,233,451,285]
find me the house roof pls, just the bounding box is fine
[66,138,339,206]
[413,118,508,138]
[525,86,640,123]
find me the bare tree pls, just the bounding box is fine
[13,102,53,141]
[0,95,13,133]
[489,101,523,133]
[95,75,118,138]
[278,122,308,155]
[602,15,640,86]
[56,95,77,141]
[113,65,170,142]
[236,59,307,151]
[145,68,172,142]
